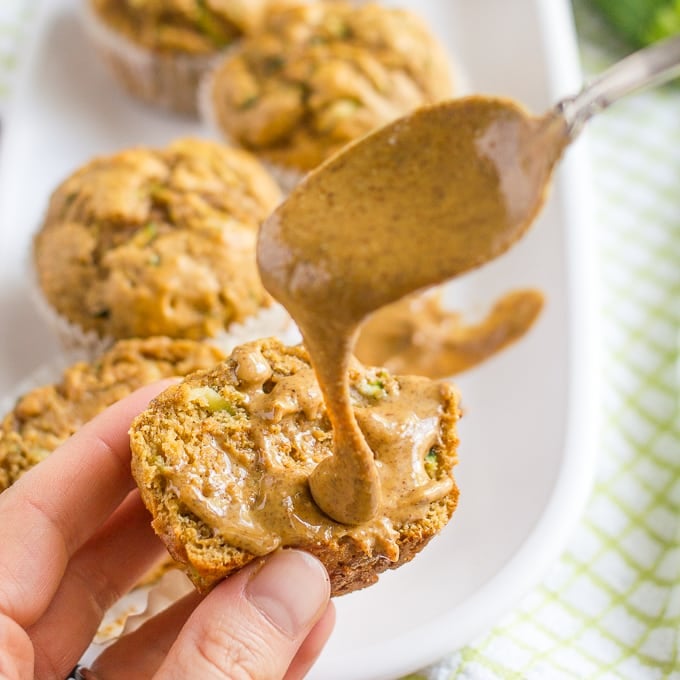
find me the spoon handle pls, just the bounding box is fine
[556,33,680,138]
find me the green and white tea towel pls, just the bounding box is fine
[0,1,677,679]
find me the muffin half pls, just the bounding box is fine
[130,337,461,596]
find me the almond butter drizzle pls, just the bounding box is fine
[356,288,545,378]
[257,96,568,524]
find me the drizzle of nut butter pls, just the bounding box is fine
[256,96,567,525]
[157,98,566,558]
[166,362,445,557]
[355,287,545,378]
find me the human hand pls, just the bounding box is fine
[0,382,334,680]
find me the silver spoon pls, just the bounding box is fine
[558,33,680,138]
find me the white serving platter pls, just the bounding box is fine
[0,1,599,678]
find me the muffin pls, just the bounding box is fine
[82,0,293,116]
[33,138,282,351]
[205,1,454,183]
[130,337,461,596]
[0,337,225,493]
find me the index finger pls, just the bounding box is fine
[0,380,173,627]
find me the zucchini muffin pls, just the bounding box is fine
[0,337,225,493]
[33,138,282,349]
[131,337,461,596]
[83,0,294,115]
[205,1,454,180]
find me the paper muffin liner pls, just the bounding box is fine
[29,268,114,359]
[262,161,306,193]
[28,248,300,359]
[79,0,228,117]
[85,569,195,655]
[74,570,195,666]
[209,301,302,353]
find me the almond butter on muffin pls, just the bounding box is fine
[82,0,295,116]
[130,337,461,596]
[204,1,455,185]
[0,337,225,493]
[33,138,283,352]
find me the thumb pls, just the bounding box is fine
[155,549,331,680]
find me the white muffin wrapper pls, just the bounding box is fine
[28,248,301,359]
[29,269,114,358]
[79,0,228,117]
[80,570,195,663]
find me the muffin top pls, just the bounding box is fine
[208,1,454,171]
[90,0,288,55]
[0,337,225,492]
[34,138,282,341]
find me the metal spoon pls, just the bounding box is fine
[558,33,680,138]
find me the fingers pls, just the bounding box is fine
[92,551,335,680]
[156,550,331,680]
[0,380,174,627]
[27,491,167,680]
[91,563,335,680]
[284,602,335,680]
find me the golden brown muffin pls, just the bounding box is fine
[0,337,226,492]
[206,1,454,174]
[85,0,294,115]
[33,138,282,346]
[130,337,461,596]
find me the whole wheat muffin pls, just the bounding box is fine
[206,1,454,176]
[130,337,461,596]
[84,0,294,115]
[0,337,225,493]
[33,138,282,347]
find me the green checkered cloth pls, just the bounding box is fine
[0,1,677,678]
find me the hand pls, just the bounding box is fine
[0,382,334,680]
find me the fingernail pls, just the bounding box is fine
[246,549,330,637]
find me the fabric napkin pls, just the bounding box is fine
[0,1,677,679]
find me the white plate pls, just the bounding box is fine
[0,1,599,678]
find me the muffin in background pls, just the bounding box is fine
[0,337,225,493]
[33,138,282,351]
[82,0,294,116]
[204,1,454,184]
